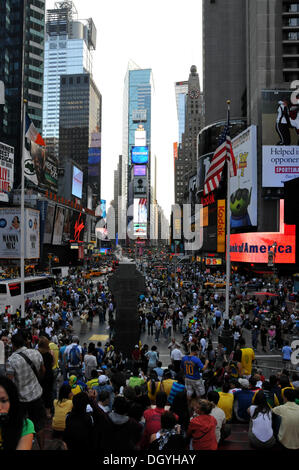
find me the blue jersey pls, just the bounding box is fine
[181,355,204,380]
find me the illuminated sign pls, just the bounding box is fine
[72,166,83,199]
[217,200,226,253]
[134,165,146,176]
[131,146,149,165]
[70,212,85,243]
[230,200,296,264]
[206,258,222,266]
[200,192,215,207]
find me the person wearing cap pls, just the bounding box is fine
[94,374,115,412]
[67,375,85,396]
[233,378,255,423]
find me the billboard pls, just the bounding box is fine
[0,142,14,202]
[231,126,257,228]
[0,208,40,259]
[230,200,296,264]
[43,204,55,244]
[72,166,83,199]
[217,200,226,253]
[52,207,64,245]
[25,142,58,192]
[134,198,147,238]
[134,176,147,197]
[62,208,71,243]
[90,132,101,148]
[131,146,149,165]
[134,165,146,176]
[262,90,299,187]
[134,129,146,146]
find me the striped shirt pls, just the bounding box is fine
[167,382,186,405]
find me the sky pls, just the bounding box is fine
[45,0,203,218]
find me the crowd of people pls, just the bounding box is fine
[0,250,298,451]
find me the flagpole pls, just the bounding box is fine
[225,100,231,320]
[20,99,27,319]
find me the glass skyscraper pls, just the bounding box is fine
[42,1,96,155]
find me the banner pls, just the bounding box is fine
[217,200,226,253]
[43,204,55,244]
[231,126,257,228]
[0,142,14,202]
[0,208,39,258]
[262,90,299,187]
[25,142,58,191]
[52,207,65,245]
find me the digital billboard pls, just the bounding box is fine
[230,200,296,264]
[72,166,83,199]
[0,142,14,203]
[43,204,55,244]
[231,126,257,228]
[131,146,149,165]
[134,198,147,224]
[52,207,65,245]
[262,90,299,187]
[134,165,147,176]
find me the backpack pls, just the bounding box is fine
[69,345,81,366]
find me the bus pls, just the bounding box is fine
[0,276,55,315]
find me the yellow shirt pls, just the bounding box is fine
[49,342,59,370]
[147,381,161,402]
[240,348,255,376]
[52,399,73,431]
[161,379,176,397]
[218,392,234,421]
[273,402,299,449]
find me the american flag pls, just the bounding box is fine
[203,124,237,196]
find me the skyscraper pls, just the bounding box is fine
[0,0,45,187]
[174,65,202,205]
[43,0,96,158]
[122,62,154,241]
[59,73,101,207]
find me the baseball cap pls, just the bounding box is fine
[98,375,109,384]
[238,378,249,389]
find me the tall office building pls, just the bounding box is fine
[202,0,247,127]
[43,0,96,158]
[0,0,45,187]
[59,73,101,207]
[174,65,202,205]
[122,62,154,241]
[175,81,189,144]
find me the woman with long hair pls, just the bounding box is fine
[38,336,54,419]
[0,376,35,450]
[63,392,95,451]
[247,390,276,449]
[147,371,161,405]
[52,384,73,439]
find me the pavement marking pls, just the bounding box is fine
[88,335,109,341]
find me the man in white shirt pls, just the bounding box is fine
[208,391,231,444]
[171,345,183,374]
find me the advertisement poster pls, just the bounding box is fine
[0,208,39,258]
[262,90,299,187]
[25,142,58,192]
[231,125,257,228]
[62,208,71,243]
[217,200,226,253]
[52,207,65,245]
[131,146,149,165]
[43,204,55,244]
[72,166,83,199]
[0,142,14,203]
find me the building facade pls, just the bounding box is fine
[0,0,45,187]
[42,0,96,159]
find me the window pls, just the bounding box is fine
[0,285,7,294]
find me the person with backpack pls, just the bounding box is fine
[64,336,82,379]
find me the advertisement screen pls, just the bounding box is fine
[231,126,257,228]
[0,208,39,258]
[262,90,299,187]
[88,148,101,165]
[131,146,149,165]
[26,142,58,192]
[43,204,55,244]
[134,198,147,224]
[0,142,14,203]
[230,200,296,264]
[72,166,83,199]
[52,207,65,245]
[134,165,147,176]
[62,208,71,243]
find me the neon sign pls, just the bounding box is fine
[70,212,85,243]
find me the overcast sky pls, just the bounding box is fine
[46,0,203,218]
